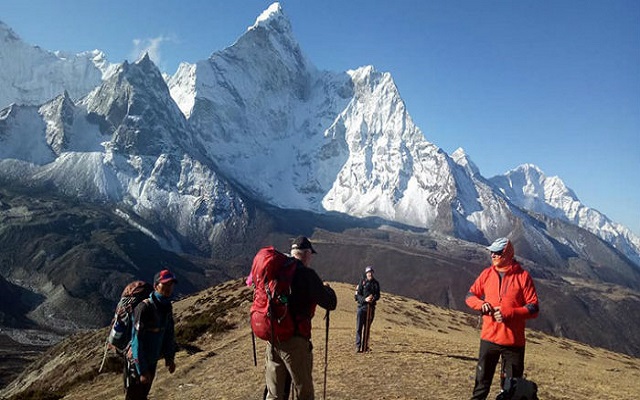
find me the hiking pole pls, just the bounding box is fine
[323,309,330,400]
[251,329,257,367]
[98,339,109,373]
[361,303,371,352]
[364,303,372,352]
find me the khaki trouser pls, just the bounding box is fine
[265,336,314,400]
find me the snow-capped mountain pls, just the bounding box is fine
[169,4,497,239]
[0,3,638,273]
[0,21,112,109]
[490,164,640,266]
[0,54,252,257]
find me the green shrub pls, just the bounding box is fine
[175,299,237,343]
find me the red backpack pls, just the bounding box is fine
[250,246,298,343]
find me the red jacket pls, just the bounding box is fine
[466,261,539,346]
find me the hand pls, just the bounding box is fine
[493,306,503,323]
[481,302,493,315]
[140,372,152,384]
[167,360,176,374]
[365,295,374,302]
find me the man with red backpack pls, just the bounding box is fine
[466,238,539,400]
[262,236,337,400]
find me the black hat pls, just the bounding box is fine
[291,236,317,254]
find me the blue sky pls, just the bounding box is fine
[3,0,639,235]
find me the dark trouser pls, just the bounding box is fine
[470,340,525,400]
[124,362,156,400]
[355,305,375,350]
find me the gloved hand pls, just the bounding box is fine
[481,302,494,315]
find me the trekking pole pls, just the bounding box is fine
[365,303,372,351]
[323,309,330,400]
[358,305,368,353]
[98,339,109,373]
[362,303,371,352]
[251,329,257,367]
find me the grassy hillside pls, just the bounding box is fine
[2,279,639,400]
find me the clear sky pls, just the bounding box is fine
[3,0,639,235]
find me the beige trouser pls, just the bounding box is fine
[265,336,314,400]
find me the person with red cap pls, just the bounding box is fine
[126,269,178,400]
[466,238,539,400]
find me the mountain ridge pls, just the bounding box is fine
[0,6,637,265]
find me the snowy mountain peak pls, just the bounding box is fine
[452,147,481,177]
[251,2,288,32]
[0,20,20,42]
[0,20,106,109]
[511,163,545,181]
[505,164,579,202]
[81,55,192,156]
[133,52,165,80]
[490,164,640,264]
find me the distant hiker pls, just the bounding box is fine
[263,236,337,400]
[354,265,380,353]
[465,238,539,400]
[125,269,178,400]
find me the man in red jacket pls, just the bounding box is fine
[466,237,539,400]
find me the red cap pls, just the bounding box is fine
[154,269,178,284]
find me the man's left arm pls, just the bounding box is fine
[373,281,381,302]
[162,313,177,373]
[502,273,539,320]
[307,269,337,311]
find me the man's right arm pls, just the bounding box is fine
[354,282,364,304]
[465,271,488,312]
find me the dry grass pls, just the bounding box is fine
[3,279,639,400]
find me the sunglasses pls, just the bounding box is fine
[491,250,504,257]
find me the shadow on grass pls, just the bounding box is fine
[383,349,477,362]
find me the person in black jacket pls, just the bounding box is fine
[354,266,381,353]
[264,236,337,400]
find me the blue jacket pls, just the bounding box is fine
[129,291,176,375]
